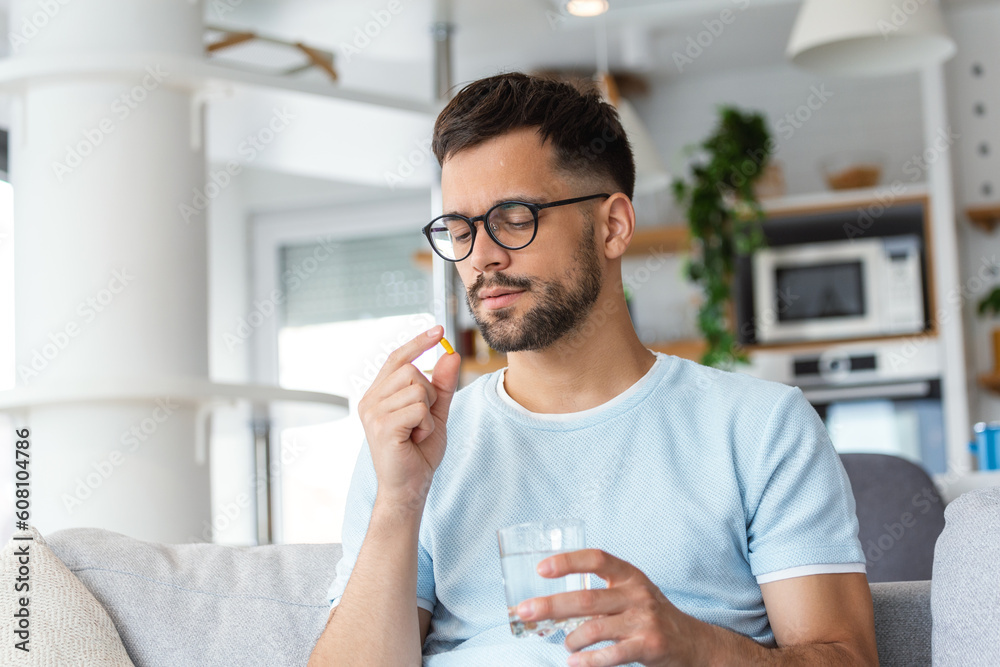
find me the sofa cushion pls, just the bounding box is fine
[870,580,931,667]
[1,526,134,666]
[46,527,343,667]
[840,453,945,582]
[932,487,1000,667]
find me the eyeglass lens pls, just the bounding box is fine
[428,202,535,260]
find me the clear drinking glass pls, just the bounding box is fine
[497,518,591,638]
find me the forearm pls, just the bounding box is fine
[309,493,426,667]
[699,619,872,667]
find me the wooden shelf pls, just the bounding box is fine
[966,204,1000,232]
[461,354,508,375]
[648,338,706,360]
[413,251,433,272]
[625,225,689,257]
[762,183,928,217]
[745,332,938,354]
[978,373,1000,394]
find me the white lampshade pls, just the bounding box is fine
[616,97,672,195]
[595,73,671,195]
[788,0,956,77]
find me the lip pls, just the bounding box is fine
[479,290,524,310]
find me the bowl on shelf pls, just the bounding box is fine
[753,161,787,200]
[819,150,886,191]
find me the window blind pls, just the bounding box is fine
[279,234,431,327]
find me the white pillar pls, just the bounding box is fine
[921,64,974,480]
[10,0,211,541]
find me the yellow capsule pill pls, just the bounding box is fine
[440,337,455,355]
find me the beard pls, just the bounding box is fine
[465,221,603,353]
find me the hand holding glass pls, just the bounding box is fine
[497,518,591,638]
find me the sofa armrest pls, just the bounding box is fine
[932,487,1000,667]
[870,580,931,667]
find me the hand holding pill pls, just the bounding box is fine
[356,325,462,510]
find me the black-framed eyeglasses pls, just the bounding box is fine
[421,193,611,262]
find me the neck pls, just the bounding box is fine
[501,292,655,414]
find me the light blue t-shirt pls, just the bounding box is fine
[328,353,865,665]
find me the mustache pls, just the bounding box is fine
[467,272,532,301]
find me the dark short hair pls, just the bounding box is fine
[432,72,635,200]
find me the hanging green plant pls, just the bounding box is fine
[978,287,1000,318]
[672,106,773,369]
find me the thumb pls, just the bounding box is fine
[429,347,461,421]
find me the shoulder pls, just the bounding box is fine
[655,356,828,471]
[658,355,808,420]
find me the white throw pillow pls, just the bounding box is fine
[1,526,134,666]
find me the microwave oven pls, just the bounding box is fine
[752,235,925,344]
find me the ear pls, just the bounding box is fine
[600,193,636,260]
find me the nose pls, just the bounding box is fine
[465,219,511,274]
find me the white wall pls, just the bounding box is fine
[634,64,925,198]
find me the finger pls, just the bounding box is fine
[384,367,438,446]
[427,342,461,421]
[537,549,638,587]
[372,325,446,386]
[363,363,438,419]
[381,364,438,407]
[516,586,631,624]
[377,383,435,417]
[563,612,638,653]
[388,402,433,441]
[566,636,645,667]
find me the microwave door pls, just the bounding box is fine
[753,239,884,343]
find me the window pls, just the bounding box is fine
[271,230,435,543]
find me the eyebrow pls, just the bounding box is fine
[443,193,546,217]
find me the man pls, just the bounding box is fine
[309,73,877,667]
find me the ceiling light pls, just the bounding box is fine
[565,0,609,18]
[787,0,956,77]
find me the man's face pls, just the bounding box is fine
[440,127,605,353]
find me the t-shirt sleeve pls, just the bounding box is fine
[326,438,437,613]
[743,386,866,580]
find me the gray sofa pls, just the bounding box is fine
[42,487,1000,667]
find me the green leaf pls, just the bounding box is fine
[978,287,1000,317]
[674,105,772,368]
